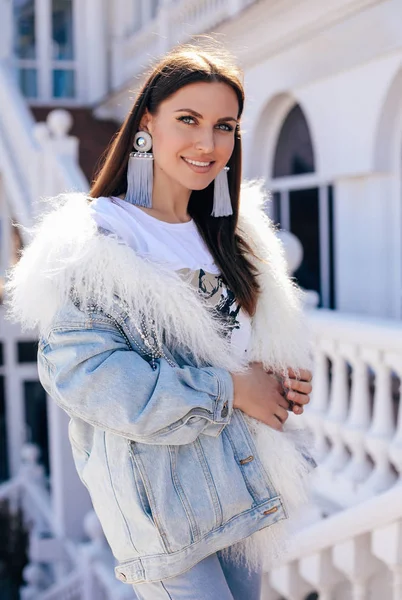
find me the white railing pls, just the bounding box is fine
[0,62,88,231]
[262,485,402,600]
[260,310,402,600]
[0,64,38,228]
[305,309,402,511]
[113,0,258,88]
[1,444,132,600]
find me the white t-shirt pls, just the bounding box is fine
[89,196,251,358]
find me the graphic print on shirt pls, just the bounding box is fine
[179,268,241,342]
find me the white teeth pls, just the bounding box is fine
[184,158,211,167]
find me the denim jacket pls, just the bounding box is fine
[6,184,313,584]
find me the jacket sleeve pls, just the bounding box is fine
[38,314,234,445]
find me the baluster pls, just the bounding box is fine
[260,573,282,600]
[361,354,396,498]
[351,581,368,600]
[269,561,311,600]
[391,565,402,600]
[20,564,46,599]
[372,520,402,600]
[333,533,380,600]
[387,355,402,481]
[299,548,343,600]
[323,347,350,474]
[341,350,372,498]
[305,342,330,462]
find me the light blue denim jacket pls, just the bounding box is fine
[6,190,313,585]
[37,298,286,584]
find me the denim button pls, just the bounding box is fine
[221,401,228,418]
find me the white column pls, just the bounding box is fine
[47,399,92,540]
[36,0,52,101]
[110,0,128,89]
[78,0,108,103]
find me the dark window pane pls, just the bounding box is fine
[289,188,321,303]
[0,376,9,482]
[328,185,336,309]
[18,68,38,98]
[52,0,74,60]
[272,191,281,227]
[273,104,315,178]
[13,0,36,59]
[24,381,49,475]
[52,69,75,97]
[17,341,38,364]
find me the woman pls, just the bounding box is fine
[6,44,314,599]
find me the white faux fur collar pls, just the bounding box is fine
[5,182,310,374]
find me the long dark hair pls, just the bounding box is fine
[90,43,260,316]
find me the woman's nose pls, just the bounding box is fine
[195,129,215,154]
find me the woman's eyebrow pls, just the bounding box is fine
[174,108,238,123]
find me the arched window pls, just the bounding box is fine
[273,104,315,177]
[271,104,335,309]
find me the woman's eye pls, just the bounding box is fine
[177,116,196,124]
[216,123,233,132]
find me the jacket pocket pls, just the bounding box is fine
[128,441,197,553]
[128,441,172,553]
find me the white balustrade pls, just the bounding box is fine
[113,0,258,88]
[307,310,402,509]
[0,62,88,229]
[262,486,402,600]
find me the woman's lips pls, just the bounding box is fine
[181,157,215,174]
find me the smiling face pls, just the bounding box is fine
[141,81,240,192]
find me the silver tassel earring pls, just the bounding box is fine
[211,166,232,217]
[125,131,154,208]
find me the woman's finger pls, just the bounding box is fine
[274,405,289,424]
[277,395,291,410]
[287,367,313,382]
[286,391,310,406]
[285,379,312,395]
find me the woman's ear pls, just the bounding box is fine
[139,109,153,134]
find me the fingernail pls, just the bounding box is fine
[287,391,295,400]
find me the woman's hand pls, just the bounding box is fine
[231,364,312,431]
[282,367,313,415]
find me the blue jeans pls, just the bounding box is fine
[131,549,262,599]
